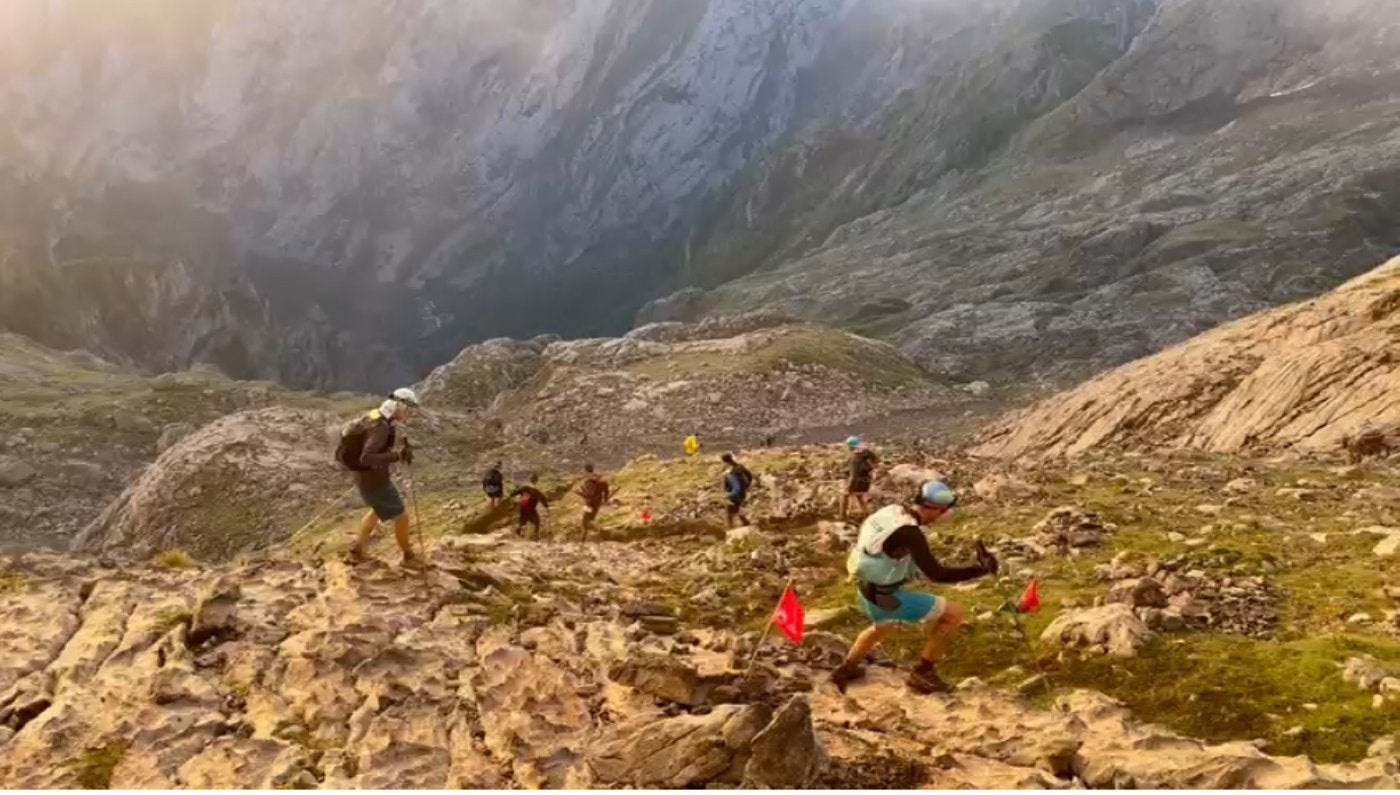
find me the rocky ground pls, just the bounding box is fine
[6,439,1393,787]
[3,460,1399,789]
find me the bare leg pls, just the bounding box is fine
[844,623,897,666]
[919,601,965,663]
[392,513,414,557]
[352,509,379,554]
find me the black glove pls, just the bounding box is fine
[399,445,415,466]
[975,539,999,576]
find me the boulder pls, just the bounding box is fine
[1106,578,1169,609]
[886,464,944,489]
[73,408,346,560]
[1343,657,1393,692]
[1041,604,1155,658]
[1374,533,1400,558]
[586,704,771,788]
[973,473,1043,503]
[742,696,826,787]
[607,656,716,707]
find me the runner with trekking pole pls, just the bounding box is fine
[335,387,429,570]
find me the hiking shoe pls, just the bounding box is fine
[346,547,370,565]
[401,554,429,571]
[830,662,866,694]
[907,665,951,695]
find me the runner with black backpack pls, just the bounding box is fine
[721,453,754,528]
[576,463,610,540]
[336,388,427,569]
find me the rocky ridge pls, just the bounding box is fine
[972,256,1400,461]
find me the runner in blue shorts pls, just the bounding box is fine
[833,480,1000,694]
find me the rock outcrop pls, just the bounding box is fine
[73,409,346,560]
[973,257,1400,460]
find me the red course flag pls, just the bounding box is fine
[1017,578,1041,613]
[772,586,805,644]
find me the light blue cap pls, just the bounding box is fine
[919,480,957,507]
[845,435,862,449]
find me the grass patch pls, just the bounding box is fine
[1050,634,1400,762]
[620,325,935,390]
[154,549,197,569]
[74,741,128,789]
[153,606,193,635]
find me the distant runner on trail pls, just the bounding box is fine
[831,480,999,694]
[509,474,550,539]
[720,453,754,528]
[842,436,878,520]
[482,461,505,509]
[576,463,611,539]
[337,387,427,569]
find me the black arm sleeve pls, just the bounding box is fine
[882,525,985,584]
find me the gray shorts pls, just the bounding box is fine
[359,481,405,521]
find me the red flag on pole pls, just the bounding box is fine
[772,585,805,644]
[1017,578,1041,613]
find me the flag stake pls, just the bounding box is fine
[744,579,797,676]
[990,558,1052,693]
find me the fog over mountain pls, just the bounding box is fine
[2,0,1399,389]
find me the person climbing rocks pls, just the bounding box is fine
[482,461,505,509]
[338,387,427,569]
[576,463,611,539]
[509,473,550,540]
[721,453,754,528]
[831,480,999,695]
[842,436,878,520]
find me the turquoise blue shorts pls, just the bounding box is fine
[857,587,944,625]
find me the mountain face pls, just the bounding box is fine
[3,0,1400,390]
[660,0,1400,384]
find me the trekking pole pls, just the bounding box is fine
[287,485,358,546]
[406,462,428,565]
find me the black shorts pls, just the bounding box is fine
[485,485,504,498]
[359,481,405,521]
[518,510,540,527]
[848,479,871,495]
[726,495,747,515]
